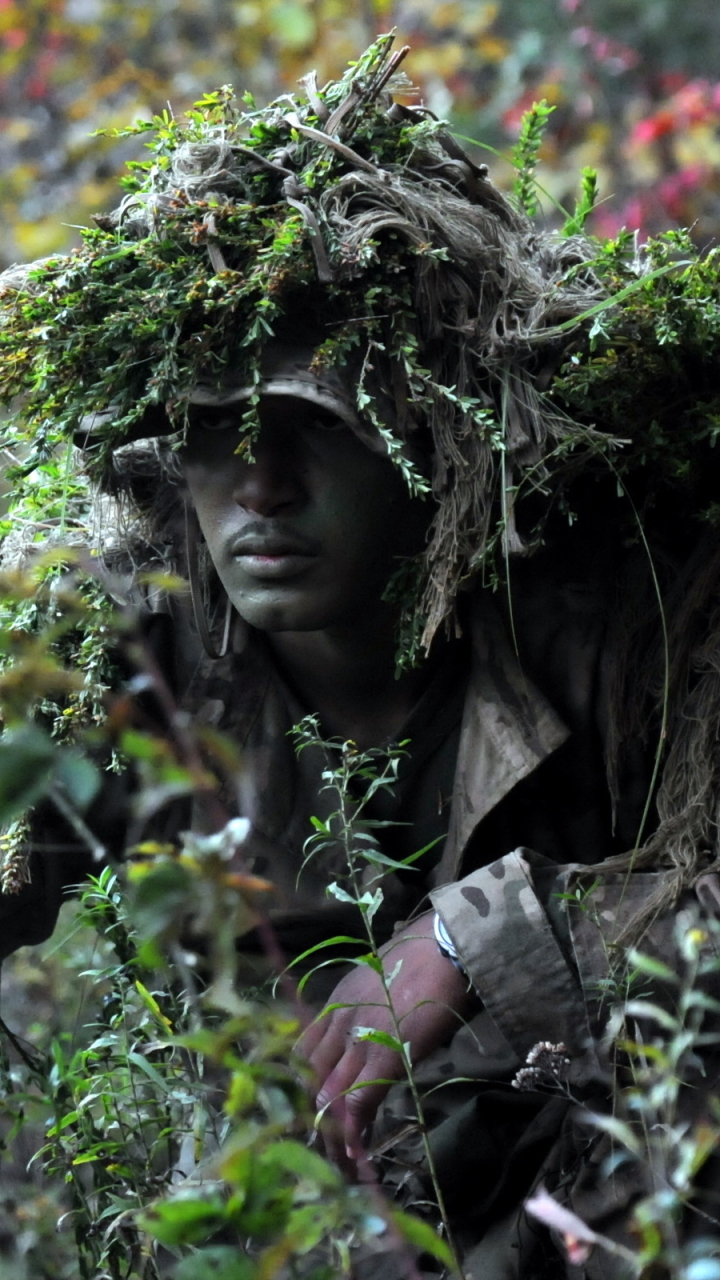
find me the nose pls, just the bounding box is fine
[231,422,303,517]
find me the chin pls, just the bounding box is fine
[231,596,340,633]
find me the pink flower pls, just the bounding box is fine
[631,110,676,145]
[2,27,27,50]
[524,1187,597,1266]
[673,79,713,124]
[659,165,706,219]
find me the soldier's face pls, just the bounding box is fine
[181,396,430,632]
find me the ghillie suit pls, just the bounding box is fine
[3,35,720,927]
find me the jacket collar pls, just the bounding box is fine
[183,600,570,874]
[435,596,570,883]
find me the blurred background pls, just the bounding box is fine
[2,0,720,270]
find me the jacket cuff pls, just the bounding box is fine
[430,848,597,1067]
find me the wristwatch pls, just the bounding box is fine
[433,911,467,976]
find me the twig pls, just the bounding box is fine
[299,71,329,123]
[325,90,361,138]
[233,144,292,179]
[284,112,382,175]
[47,782,107,864]
[282,174,334,281]
[371,44,411,100]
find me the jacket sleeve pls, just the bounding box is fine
[429,849,689,1078]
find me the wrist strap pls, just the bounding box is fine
[433,911,467,976]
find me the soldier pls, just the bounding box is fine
[2,35,720,1278]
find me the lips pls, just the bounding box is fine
[227,527,320,581]
[228,529,319,559]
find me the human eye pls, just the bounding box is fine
[307,410,346,434]
[188,407,238,433]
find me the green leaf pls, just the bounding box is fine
[581,1112,641,1153]
[72,1146,120,1165]
[138,1196,227,1246]
[137,937,165,969]
[218,1145,252,1193]
[258,1140,340,1189]
[401,834,444,866]
[130,858,192,940]
[326,882,356,905]
[284,1202,340,1254]
[623,1000,680,1032]
[224,1067,257,1118]
[391,1209,455,1268]
[0,724,57,824]
[512,99,555,217]
[54,750,101,810]
[352,1028,403,1054]
[617,1039,668,1064]
[562,167,599,236]
[546,261,692,336]
[360,847,420,872]
[282,935,367,971]
[119,729,163,761]
[626,949,679,983]
[176,1249,257,1280]
[683,990,720,1014]
[294,956,356,996]
[363,887,384,924]
[134,979,173,1029]
[126,1051,171,1092]
[46,1110,79,1137]
[267,2,316,50]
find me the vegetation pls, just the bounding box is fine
[0,702,461,1278]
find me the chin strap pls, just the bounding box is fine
[185,501,233,660]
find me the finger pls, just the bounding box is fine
[297,1013,351,1097]
[308,1017,360,1090]
[318,1092,351,1169]
[318,1046,403,1166]
[295,1006,334,1059]
[316,1042,366,1115]
[315,1039,372,1167]
[342,1057,402,1162]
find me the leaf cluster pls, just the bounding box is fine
[574,918,720,1278]
[551,230,720,534]
[0,34,449,487]
[0,794,455,1279]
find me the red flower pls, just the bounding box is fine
[632,110,676,145]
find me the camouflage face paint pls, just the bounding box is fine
[181,394,431,634]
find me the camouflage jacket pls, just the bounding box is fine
[178,555,720,1277]
[179,545,655,982]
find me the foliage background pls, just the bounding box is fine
[3,0,720,270]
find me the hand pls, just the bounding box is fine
[296,912,474,1170]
